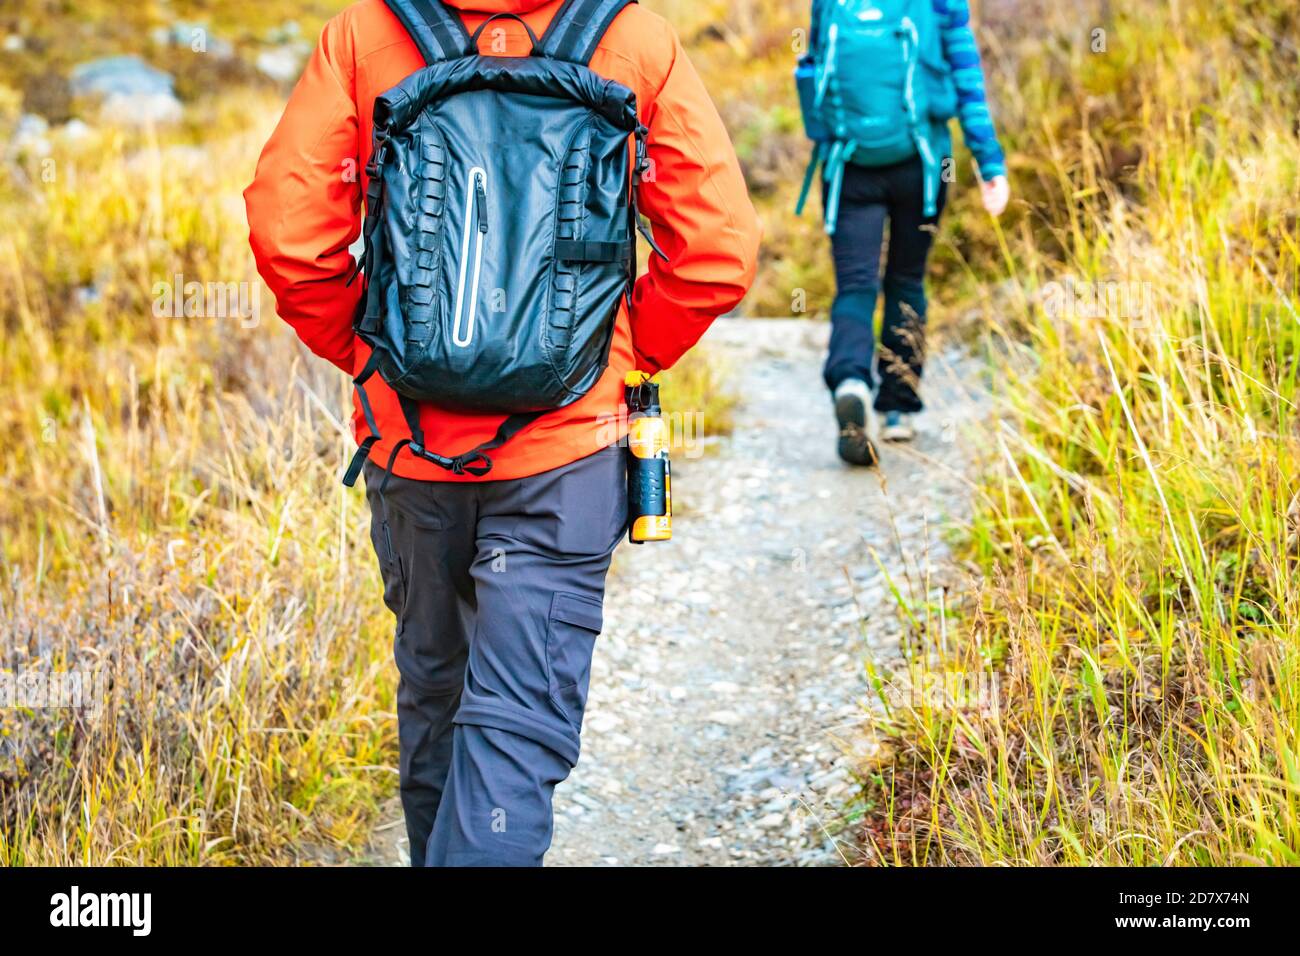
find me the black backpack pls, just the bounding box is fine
[342,0,665,488]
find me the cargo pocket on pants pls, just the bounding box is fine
[546,592,603,730]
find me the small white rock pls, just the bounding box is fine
[707,710,743,727]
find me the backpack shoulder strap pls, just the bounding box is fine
[384,0,473,65]
[809,0,827,55]
[537,0,636,66]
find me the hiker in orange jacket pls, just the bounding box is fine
[245,0,760,866]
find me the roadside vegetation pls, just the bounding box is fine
[0,96,400,864]
[857,0,1300,865]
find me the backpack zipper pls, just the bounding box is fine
[452,166,488,349]
[475,176,488,233]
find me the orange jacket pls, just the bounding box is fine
[245,0,760,481]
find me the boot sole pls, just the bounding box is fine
[835,394,879,467]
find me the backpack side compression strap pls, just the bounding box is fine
[342,348,388,488]
[384,0,473,65]
[537,0,636,66]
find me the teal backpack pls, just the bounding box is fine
[795,0,957,234]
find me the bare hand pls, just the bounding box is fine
[981,175,1010,217]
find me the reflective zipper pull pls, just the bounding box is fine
[475,174,488,233]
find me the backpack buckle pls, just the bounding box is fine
[633,126,651,180]
[367,136,390,180]
[407,443,459,473]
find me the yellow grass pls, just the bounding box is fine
[857,0,1300,865]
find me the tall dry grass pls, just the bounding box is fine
[0,95,405,865]
[858,0,1300,865]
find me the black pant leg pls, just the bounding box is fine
[876,158,948,413]
[822,164,888,391]
[363,461,478,866]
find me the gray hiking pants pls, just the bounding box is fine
[363,445,626,866]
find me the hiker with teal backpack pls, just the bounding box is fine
[796,0,1009,464]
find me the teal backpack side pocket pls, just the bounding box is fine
[795,56,830,143]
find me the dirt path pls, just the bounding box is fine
[364,318,982,866]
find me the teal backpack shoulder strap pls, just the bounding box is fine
[809,0,828,55]
[898,3,941,216]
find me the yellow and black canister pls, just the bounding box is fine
[625,371,672,543]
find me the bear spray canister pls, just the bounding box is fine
[625,371,672,543]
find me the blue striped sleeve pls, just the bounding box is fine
[933,0,1006,180]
